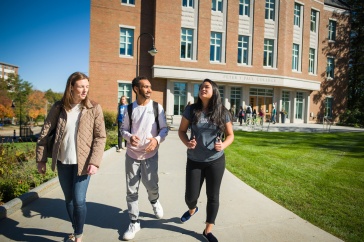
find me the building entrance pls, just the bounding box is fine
[249,88,274,121]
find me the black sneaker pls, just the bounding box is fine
[202,230,218,242]
[180,207,199,223]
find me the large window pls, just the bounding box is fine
[263,39,274,67]
[121,0,134,4]
[295,92,303,120]
[265,0,275,20]
[309,48,316,74]
[238,35,249,65]
[325,97,333,118]
[328,20,336,41]
[193,84,200,103]
[230,87,242,115]
[210,32,222,62]
[326,57,335,78]
[282,91,290,117]
[239,0,250,17]
[294,3,301,27]
[118,83,132,104]
[310,10,318,32]
[292,44,299,71]
[181,28,193,59]
[182,0,194,8]
[212,0,223,12]
[120,28,134,56]
[174,83,187,115]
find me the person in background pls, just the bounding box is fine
[121,76,169,240]
[178,78,234,242]
[238,106,244,126]
[271,103,277,124]
[117,96,128,151]
[36,72,106,242]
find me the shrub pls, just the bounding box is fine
[105,129,118,150]
[339,108,364,128]
[0,142,57,204]
[103,111,117,131]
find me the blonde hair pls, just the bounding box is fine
[62,72,89,111]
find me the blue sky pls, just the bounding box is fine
[0,0,90,93]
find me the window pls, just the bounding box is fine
[263,39,274,67]
[181,28,193,59]
[325,97,333,117]
[230,87,242,115]
[292,44,299,71]
[310,10,317,32]
[309,48,316,74]
[328,20,336,41]
[212,0,223,12]
[193,84,200,103]
[265,0,275,20]
[294,3,301,27]
[239,0,250,17]
[210,32,222,62]
[295,92,303,119]
[326,57,335,78]
[182,0,194,7]
[121,0,134,4]
[118,83,132,104]
[238,35,249,65]
[282,91,290,116]
[120,28,134,56]
[174,83,187,115]
[218,86,224,100]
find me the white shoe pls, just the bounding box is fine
[123,221,141,240]
[152,200,163,219]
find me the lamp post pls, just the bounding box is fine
[11,100,22,138]
[136,32,158,76]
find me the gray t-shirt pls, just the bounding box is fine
[183,105,230,162]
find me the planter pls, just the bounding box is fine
[280,112,286,123]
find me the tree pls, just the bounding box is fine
[6,74,33,124]
[26,90,47,121]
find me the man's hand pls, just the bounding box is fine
[130,135,140,147]
[145,137,158,152]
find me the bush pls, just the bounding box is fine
[339,108,364,128]
[105,129,118,150]
[103,111,117,131]
[0,143,57,204]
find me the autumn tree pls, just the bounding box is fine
[26,90,47,121]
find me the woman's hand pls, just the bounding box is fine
[87,164,98,175]
[187,136,197,149]
[37,163,47,174]
[214,138,224,151]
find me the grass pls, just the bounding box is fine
[225,131,364,242]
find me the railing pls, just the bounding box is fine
[166,115,174,130]
[323,116,333,132]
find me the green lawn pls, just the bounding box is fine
[225,131,364,242]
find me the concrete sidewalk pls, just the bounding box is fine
[0,129,344,242]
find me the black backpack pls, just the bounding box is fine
[127,101,160,133]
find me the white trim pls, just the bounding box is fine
[153,65,321,91]
[119,24,135,29]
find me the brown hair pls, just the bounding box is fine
[119,95,128,105]
[61,72,89,111]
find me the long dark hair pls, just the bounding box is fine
[192,79,231,132]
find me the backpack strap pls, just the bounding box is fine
[153,101,160,132]
[127,101,160,133]
[127,103,133,133]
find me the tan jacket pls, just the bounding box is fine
[36,99,106,176]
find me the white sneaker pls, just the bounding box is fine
[152,200,163,219]
[122,221,141,240]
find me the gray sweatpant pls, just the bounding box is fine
[125,153,159,220]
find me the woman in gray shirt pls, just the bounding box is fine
[178,79,234,242]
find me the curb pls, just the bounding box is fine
[0,147,116,221]
[0,177,60,220]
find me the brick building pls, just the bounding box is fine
[0,62,18,80]
[89,0,350,123]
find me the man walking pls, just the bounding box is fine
[121,76,169,240]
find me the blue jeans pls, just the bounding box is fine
[57,161,90,237]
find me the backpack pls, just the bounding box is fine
[246,106,252,113]
[127,101,160,133]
